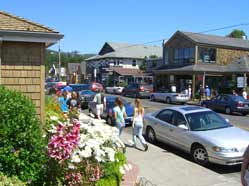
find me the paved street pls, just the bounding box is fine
[83,94,248,186]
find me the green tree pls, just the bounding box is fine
[139,56,147,70]
[227,29,247,39]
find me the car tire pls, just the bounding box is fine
[146,127,157,144]
[106,116,114,126]
[150,95,155,101]
[191,144,209,166]
[166,97,171,104]
[225,106,231,115]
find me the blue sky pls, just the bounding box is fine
[1,0,249,54]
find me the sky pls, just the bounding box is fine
[1,0,249,54]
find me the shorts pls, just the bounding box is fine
[96,104,104,116]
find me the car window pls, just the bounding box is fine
[220,96,229,102]
[156,110,174,124]
[216,95,222,101]
[173,111,187,126]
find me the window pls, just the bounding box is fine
[156,110,174,124]
[173,112,187,126]
[132,60,137,66]
[164,48,169,64]
[174,48,195,64]
[198,47,216,63]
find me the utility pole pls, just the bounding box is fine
[58,40,61,81]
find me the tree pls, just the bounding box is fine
[227,29,247,39]
[139,56,147,70]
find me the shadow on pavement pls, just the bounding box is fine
[148,140,241,175]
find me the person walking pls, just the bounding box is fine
[57,91,69,117]
[205,85,211,100]
[243,88,248,100]
[67,91,80,110]
[132,99,148,151]
[93,89,106,120]
[113,97,127,136]
[241,145,249,186]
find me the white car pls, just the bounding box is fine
[150,90,189,104]
[105,86,124,94]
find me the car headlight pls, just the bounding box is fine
[212,146,239,153]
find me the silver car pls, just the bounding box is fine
[143,106,249,165]
[150,90,189,104]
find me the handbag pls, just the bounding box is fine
[244,169,249,186]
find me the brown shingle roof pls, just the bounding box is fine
[0,11,58,33]
[110,67,145,76]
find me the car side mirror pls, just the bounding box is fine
[178,124,189,130]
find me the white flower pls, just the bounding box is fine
[42,134,46,138]
[68,163,76,169]
[50,116,59,121]
[78,147,92,158]
[119,166,125,175]
[71,154,81,163]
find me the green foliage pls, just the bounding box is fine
[0,86,46,185]
[139,57,147,70]
[45,49,95,71]
[0,171,26,186]
[227,29,247,39]
[96,152,126,186]
[117,81,128,87]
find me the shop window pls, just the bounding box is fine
[132,60,137,66]
[198,47,216,63]
[164,48,169,64]
[174,48,195,64]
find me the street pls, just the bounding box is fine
[99,94,246,186]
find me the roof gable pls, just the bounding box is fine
[0,11,57,33]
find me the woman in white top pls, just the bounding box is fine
[132,99,148,151]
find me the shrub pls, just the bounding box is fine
[0,86,46,185]
[0,171,26,186]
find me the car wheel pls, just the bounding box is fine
[146,127,156,144]
[150,95,155,101]
[106,116,114,126]
[191,144,209,165]
[166,97,171,104]
[225,107,231,115]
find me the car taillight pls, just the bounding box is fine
[139,86,144,91]
[237,102,244,107]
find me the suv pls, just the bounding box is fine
[122,83,153,98]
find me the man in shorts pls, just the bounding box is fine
[93,89,106,120]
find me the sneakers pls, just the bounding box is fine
[144,144,148,152]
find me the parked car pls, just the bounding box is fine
[70,84,91,92]
[105,86,124,94]
[48,82,66,94]
[88,95,134,126]
[143,105,249,166]
[90,82,104,92]
[122,83,153,98]
[201,94,249,116]
[79,90,96,109]
[45,81,58,94]
[150,89,189,104]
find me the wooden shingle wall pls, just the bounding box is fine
[1,41,45,123]
[216,48,249,65]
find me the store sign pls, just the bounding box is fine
[237,77,244,88]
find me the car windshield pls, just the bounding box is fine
[185,111,232,131]
[106,97,128,107]
[231,95,246,102]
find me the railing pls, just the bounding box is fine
[135,177,157,186]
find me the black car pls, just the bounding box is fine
[122,83,153,98]
[201,94,249,116]
[79,90,96,109]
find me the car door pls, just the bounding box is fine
[154,109,174,143]
[208,95,221,110]
[170,111,191,151]
[216,95,229,111]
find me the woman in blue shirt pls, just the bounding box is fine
[113,97,127,136]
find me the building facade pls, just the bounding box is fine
[0,11,63,122]
[154,31,249,98]
[86,42,162,85]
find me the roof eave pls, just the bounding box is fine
[0,30,64,47]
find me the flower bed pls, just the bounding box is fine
[45,99,127,186]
